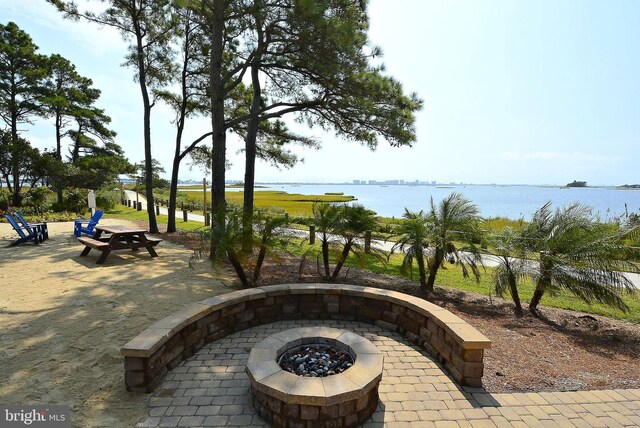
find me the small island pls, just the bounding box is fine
[566,180,587,188]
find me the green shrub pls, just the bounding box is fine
[96,188,120,210]
[62,188,88,214]
[25,186,52,215]
[0,190,9,211]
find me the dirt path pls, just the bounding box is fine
[0,220,230,427]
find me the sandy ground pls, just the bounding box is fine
[0,219,229,427]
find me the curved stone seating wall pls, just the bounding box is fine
[121,284,491,393]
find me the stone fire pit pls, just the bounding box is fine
[246,326,383,427]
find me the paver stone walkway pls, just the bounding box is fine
[136,320,640,427]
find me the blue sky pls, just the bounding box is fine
[2,0,639,185]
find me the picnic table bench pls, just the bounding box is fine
[78,225,162,264]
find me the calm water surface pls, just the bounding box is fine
[251,184,640,220]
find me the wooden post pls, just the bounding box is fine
[189,202,194,212]
[135,178,140,210]
[156,205,160,216]
[127,200,131,208]
[203,178,208,222]
[183,209,188,222]
[309,225,316,245]
[180,201,184,210]
[365,230,372,254]
[137,201,142,211]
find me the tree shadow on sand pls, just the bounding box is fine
[0,224,233,427]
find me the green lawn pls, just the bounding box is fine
[106,205,207,232]
[285,241,640,324]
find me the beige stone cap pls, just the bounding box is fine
[121,288,268,357]
[121,283,490,357]
[246,327,383,406]
[275,285,489,349]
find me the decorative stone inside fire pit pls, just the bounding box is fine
[246,326,383,428]
[278,343,354,377]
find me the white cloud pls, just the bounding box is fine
[3,0,126,56]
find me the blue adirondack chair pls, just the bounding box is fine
[5,214,43,246]
[74,210,104,237]
[15,212,49,241]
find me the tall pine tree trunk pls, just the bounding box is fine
[209,0,227,260]
[55,112,63,205]
[242,63,262,251]
[242,4,264,252]
[142,94,158,233]
[167,156,181,233]
[167,19,190,234]
[133,23,158,233]
[10,106,21,206]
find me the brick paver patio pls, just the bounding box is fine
[136,320,640,427]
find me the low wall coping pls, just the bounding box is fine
[121,283,491,359]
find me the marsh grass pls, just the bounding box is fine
[179,190,355,216]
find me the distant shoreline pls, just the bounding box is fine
[179,182,628,187]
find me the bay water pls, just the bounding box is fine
[249,184,640,220]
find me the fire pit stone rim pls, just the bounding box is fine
[246,326,383,407]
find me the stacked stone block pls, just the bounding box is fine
[121,284,491,393]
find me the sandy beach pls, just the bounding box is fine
[0,219,228,427]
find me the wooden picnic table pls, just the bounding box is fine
[77,225,162,264]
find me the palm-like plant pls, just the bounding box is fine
[304,202,382,280]
[391,209,430,293]
[250,210,290,285]
[196,208,289,287]
[424,192,483,293]
[331,204,380,279]
[524,202,638,314]
[309,202,342,278]
[487,226,533,315]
